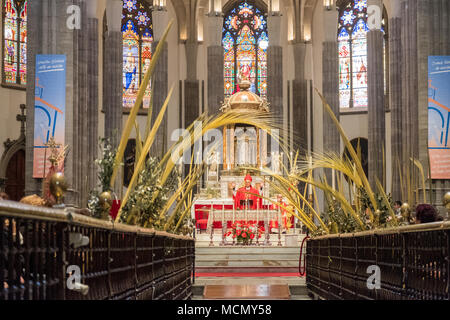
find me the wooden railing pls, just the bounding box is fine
[306,221,450,300]
[0,201,194,300]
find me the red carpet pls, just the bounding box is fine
[195,272,304,277]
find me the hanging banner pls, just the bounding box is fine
[33,55,66,178]
[428,56,450,179]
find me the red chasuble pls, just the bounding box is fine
[233,186,261,210]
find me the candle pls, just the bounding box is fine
[233,203,235,223]
[332,168,335,191]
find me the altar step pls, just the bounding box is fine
[195,232,307,247]
[192,277,308,300]
[195,245,302,274]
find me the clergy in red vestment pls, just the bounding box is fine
[270,194,289,231]
[233,174,262,210]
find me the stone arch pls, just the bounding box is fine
[302,0,316,41]
[0,137,25,198]
[223,0,268,14]
[343,137,369,177]
[168,0,188,40]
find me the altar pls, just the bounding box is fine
[192,79,299,243]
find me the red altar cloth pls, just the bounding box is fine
[194,204,268,230]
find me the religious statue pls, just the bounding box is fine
[207,150,218,178]
[235,127,257,166]
[232,174,262,210]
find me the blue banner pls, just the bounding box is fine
[33,55,66,178]
[428,56,450,179]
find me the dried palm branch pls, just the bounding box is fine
[375,178,399,226]
[110,20,174,188]
[315,89,378,215]
[115,86,174,222]
[411,157,427,203]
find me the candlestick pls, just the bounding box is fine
[232,203,235,223]
[256,204,260,245]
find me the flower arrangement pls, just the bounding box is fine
[88,138,117,220]
[224,220,264,245]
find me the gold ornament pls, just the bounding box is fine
[400,203,411,222]
[443,192,450,210]
[49,172,68,206]
[99,191,113,210]
[330,221,339,234]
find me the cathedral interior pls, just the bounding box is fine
[1,0,450,303]
[0,0,448,214]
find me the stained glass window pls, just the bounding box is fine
[3,0,27,86]
[223,1,268,98]
[122,0,153,108]
[338,0,386,108]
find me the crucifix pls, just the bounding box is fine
[16,104,26,138]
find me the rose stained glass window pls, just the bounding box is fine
[223,1,268,98]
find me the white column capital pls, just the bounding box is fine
[152,9,170,41]
[106,0,123,32]
[267,14,281,46]
[205,14,223,46]
[367,0,383,31]
[323,8,339,42]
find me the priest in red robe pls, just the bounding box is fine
[232,174,262,210]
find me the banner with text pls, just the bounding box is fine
[428,56,450,179]
[33,55,66,178]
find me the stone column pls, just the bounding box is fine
[103,0,123,148]
[389,1,403,201]
[184,39,200,182]
[267,11,284,173]
[322,6,340,183]
[292,43,308,156]
[367,0,386,189]
[184,39,200,127]
[267,13,283,120]
[72,0,99,206]
[206,13,224,115]
[151,9,169,158]
[400,0,418,201]
[26,0,99,207]
[416,0,450,209]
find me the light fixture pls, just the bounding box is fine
[208,0,222,16]
[259,40,269,50]
[269,0,280,14]
[153,0,166,11]
[323,0,333,11]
